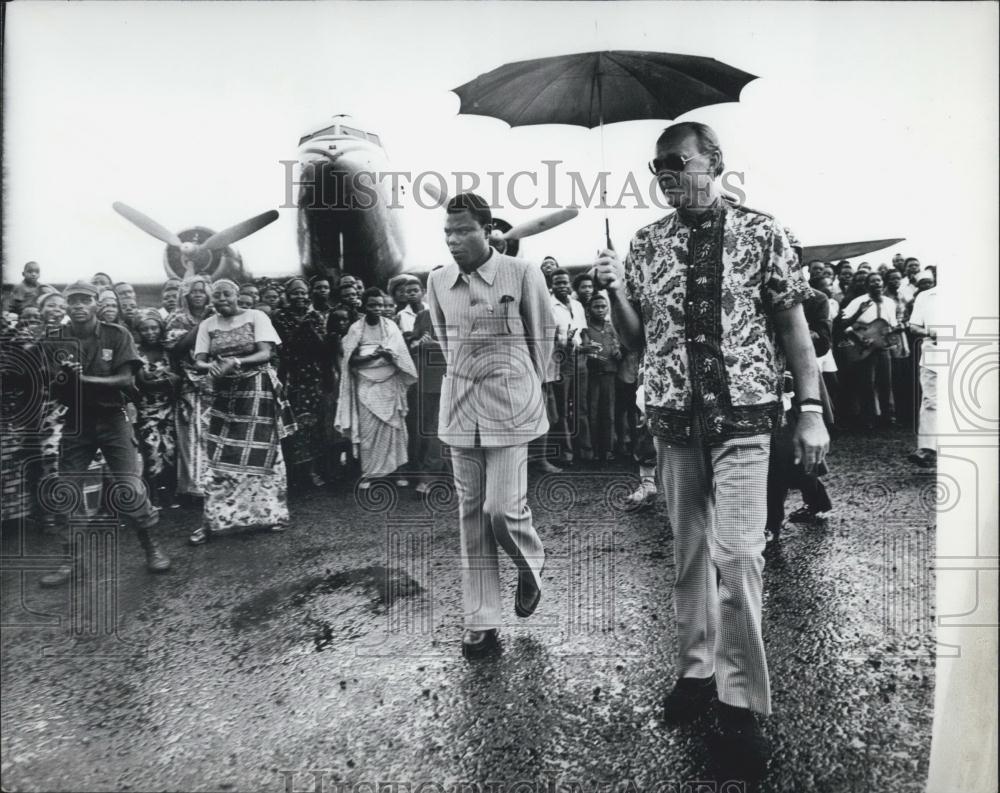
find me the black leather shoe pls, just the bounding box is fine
[515,561,544,618]
[716,702,771,781]
[461,629,500,658]
[662,675,716,723]
[908,448,936,468]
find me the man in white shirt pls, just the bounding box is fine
[907,273,939,467]
[549,268,591,465]
[840,271,900,430]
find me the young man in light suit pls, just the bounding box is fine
[426,193,555,658]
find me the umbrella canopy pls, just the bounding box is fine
[452,50,758,129]
[800,238,906,263]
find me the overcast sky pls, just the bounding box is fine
[3,1,998,290]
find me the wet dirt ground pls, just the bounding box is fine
[1,427,936,793]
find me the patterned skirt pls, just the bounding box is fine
[175,374,205,497]
[200,367,296,532]
[138,395,177,493]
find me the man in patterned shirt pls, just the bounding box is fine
[596,121,829,776]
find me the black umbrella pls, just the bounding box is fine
[452,50,758,246]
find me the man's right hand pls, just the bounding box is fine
[594,249,624,293]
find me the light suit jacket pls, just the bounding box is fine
[427,251,555,448]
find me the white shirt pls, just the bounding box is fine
[550,295,587,348]
[395,303,421,334]
[841,294,900,327]
[908,287,939,356]
[194,309,280,356]
[897,281,918,305]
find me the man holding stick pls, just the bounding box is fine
[595,121,829,776]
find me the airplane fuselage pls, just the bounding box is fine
[296,119,407,287]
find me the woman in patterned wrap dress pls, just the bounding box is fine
[271,277,332,489]
[31,293,71,526]
[164,276,213,500]
[135,309,180,508]
[188,280,296,545]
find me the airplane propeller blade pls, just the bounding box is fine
[201,210,280,251]
[420,181,448,205]
[502,208,579,240]
[112,201,182,247]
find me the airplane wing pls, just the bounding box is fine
[800,238,905,263]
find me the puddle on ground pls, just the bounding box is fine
[230,566,423,646]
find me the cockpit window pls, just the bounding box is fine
[300,123,380,147]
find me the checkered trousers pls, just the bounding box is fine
[654,433,772,715]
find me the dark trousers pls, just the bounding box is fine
[859,350,895,423]
[550,359,591,460]
[766,413,832,529]
[891,353,915,424]
[415,390,449,478]
[587,371,616,459]
[54,410,156,527]
[615,379,639,457]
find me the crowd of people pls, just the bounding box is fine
[0,241,939,576]
[0,120,944,783]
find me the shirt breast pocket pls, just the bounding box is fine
[91,348,116,376]
[469,311,524,338]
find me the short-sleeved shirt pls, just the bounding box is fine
[840,294,900,327]
[585,319,621,374]
[623,200,811,444]
[395,304,422,335]
[45,320,142,415]
[908,287,939,358]
[7,282,42,314]
[195,309,280,359]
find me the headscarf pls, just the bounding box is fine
[170,275,214,326]
[165,275,214,348]
[211,278,240,295]
[37,291,64,313]
[136,308,166,332]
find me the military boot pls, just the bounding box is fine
[136,527,171,573]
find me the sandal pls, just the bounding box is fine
[188,525,208,545]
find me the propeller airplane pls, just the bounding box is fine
[111,201,279,283]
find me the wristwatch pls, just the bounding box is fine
[799,404,823,414]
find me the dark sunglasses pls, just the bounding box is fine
[648,150,713,176]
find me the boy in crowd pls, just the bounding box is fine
[6,261,43,314]
[239,283,260,307]
[394,276,425,340]
[573,272,596,311]
[119,296,140,329]
[310,277,332,324]
[114,282,137,304]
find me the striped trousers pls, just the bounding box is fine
[655,433,772,715]
[450,443,545,630]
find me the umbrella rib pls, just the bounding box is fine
[608,55,728,119]
[507,74,587,126]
